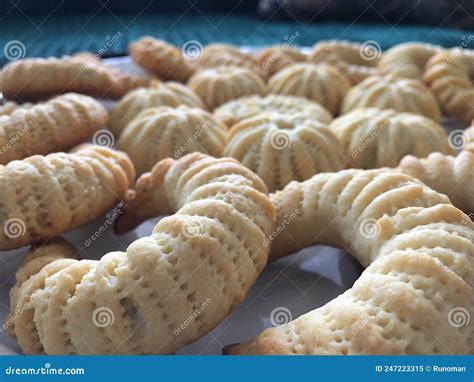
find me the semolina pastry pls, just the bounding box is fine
[214,94,333,127]
[0,144,134,250]
[224,113,346,192]
[379,43,442,80]
[226,169,473,354]
[398,150,474,213]
[424,50,474,124]
[341,75,441,121]
[0,93,108,164]
[109,82,205,137]
[187,66,266,110]
[256,45,307,77]
[330,108,453,169]
[129,37,196,82]
[9,153,275,354]
[117,106,227,175]
[0,56,151,100]
[309,40,380,84]
[268,63,351,115]
[199,44,260,73]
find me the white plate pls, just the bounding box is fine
[0,56,461,355]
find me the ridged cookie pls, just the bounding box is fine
[0,144,134,250]
[330,108,453,168]
[109,82,205,136]
[227,170,473,354]
[9,153,275,354]
[0,56,151,100]
[268,63,351,115]
[214,94,333,127]
[187,66,266,110]
[341,75,441,121]
[224,113,346,192]
[0,93,108,164]
[117,106,226,175]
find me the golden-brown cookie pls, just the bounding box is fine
[424,49,474,124]
[309,40,380,84]
[226,170,472,354]
[199,44,257,70]
[0,93,108,164]
[109,82,205,136]
[379,42,442,80]
[9,153,275,354]
[117,106,227,175]
[256,45,307,77]
[0,56,151,100]
[341,75,441,121]
[268,63,351,115]
[214,94,333,127]
[0,144,134,250]
[224,113,346,192]
[129,36,196,82]
[187,66,266,110]
[330,108,453,168]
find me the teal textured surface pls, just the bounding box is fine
[0,13,472,65]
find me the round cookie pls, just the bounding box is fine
[224,113,346,192]
[214,94,333,127]
[341,75,441,121]
[268,63,351,115]
[117,106,227,175]
[109,82,205,136]
[330,108,453,168]
[187,66,266,110]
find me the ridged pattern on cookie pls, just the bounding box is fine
[224,113,346,192]
[214,94,333,127]
[424,50,474,124]
[129,37,196,82]
[0,145,135,250]
[268,63,351,114]
[0,93,108,164]
[330,108,453,169]
[257,45,307,77]
[109,82,205,136]
[118,106,227,175]
[9,153,275,354]
[379,43,441,80]
[187,66,266,110]
[309,40,380,84]
[0,56,151,100]
[228,169,473,354]
[341,75,441,121]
